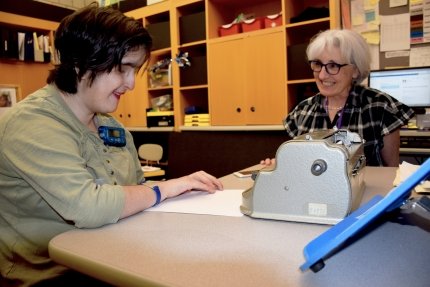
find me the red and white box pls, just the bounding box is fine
[241,17,264,33]
[264,12,282,28]
[218,23,242,37]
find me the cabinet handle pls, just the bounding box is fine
[127,114,131,118]
[119,114,123,118]
[236,107,241,113]
[250,106,255,112]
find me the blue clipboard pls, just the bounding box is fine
[300,158,430,272]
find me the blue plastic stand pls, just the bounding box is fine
[300,158,430,272]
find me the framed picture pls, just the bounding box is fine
[0,84,20,117]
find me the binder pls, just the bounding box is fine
[24,32,34,62]
[33,32,44,62]
[0,27,8,58]
[18,32,25,60]
[43,35,51,63]
[2,28,19,59]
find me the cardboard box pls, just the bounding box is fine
[241,18,264,33]
[179,11,205,44]
[264,13,282,28]
[218,23,241,37]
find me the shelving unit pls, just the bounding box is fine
[0,11,58,99]
[123,0,341,130]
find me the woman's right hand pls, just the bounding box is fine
[260,158,276,166]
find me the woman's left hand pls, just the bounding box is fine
[158,171,224,200]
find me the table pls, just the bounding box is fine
[48,167,430,287]
[143,169,165,178]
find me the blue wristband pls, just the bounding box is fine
[152,185,161,207]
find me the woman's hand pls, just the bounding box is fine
[260,158,276,166]
[121,171,223,218]
[158,170,224,200]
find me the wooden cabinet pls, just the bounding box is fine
[125,0,207,129]
[209,30,286,125]
[2,0,341,129]
[123,0,341,129]
[111,72,149,127]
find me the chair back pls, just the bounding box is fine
[138,144,163,164]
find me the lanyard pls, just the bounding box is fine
[324,97,344,129]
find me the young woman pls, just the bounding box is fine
[0,4,222,286]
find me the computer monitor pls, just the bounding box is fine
[368,66,430,108]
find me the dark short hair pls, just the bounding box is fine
[47,3,152,93]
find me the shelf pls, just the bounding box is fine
[285,17,330,29]
[121,0,340,130]
[287,79,316,85]
[148,86,173,91]
[179,84,208,91]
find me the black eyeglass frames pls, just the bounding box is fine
[308,60,350,75]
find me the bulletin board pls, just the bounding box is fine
[346,0,430,70]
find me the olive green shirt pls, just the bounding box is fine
[0,84,144,285]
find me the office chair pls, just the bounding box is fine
[138,144,164,166]
[138,144,166,179]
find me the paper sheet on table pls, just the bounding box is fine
[393,162,430,193]
[147,189,245,217]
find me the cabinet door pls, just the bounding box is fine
[208,38,246,126]
[111,75,148,127]
[244,31,286,125]
[123,74,148,127]
[110,96,125,123]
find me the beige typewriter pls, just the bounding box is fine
[241,129,366,225]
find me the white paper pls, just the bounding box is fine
[351,0,365,26]
[369,44,380,70]
[147,189,245,217]
[380,14,410,51]
[410,45,430,66]
[390,0,407,7]
[393,162,430,193]
[385,50,410,58]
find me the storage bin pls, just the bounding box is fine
[241,18,264,33]
[264,13,282,28]
[179,11,205,44]
[218,23,241,37]
[146,21,170,50]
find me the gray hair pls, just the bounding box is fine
[306,29,371,84]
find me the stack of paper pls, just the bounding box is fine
[184,113,210,127]
[393,161,430,193]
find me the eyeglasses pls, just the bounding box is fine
[308,60,350,75]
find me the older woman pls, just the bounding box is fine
[264,29,414,167]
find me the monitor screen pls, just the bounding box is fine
[368,66,430,108]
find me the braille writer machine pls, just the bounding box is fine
[241,129,366,225]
